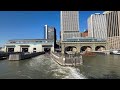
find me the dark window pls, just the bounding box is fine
[8,48,14,53]
[22,48,28,52]
[33,48,36,50]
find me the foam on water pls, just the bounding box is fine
[24,55,86,79]
[50,58,86,79]
[62,67,86,79]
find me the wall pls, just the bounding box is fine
[3,44,43,53]
[61,42,107,54]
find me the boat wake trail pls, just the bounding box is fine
[62,67,86,79]
[24,54,86,79]
[50,58,86,79]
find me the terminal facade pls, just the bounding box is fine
[2,39,54,53]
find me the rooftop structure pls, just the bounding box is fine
[64,37,106,42]
[6,39,54,44]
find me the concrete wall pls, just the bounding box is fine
[28,44,42,53]
[15,45,21,52]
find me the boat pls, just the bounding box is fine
[81,51,96,56]
[111,50,120,55]
[114,53,120,55]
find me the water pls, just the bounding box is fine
[80,54,120,79]
[0,54,85,79]
[1,54,120,79]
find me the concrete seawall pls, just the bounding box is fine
[9,52,45,61]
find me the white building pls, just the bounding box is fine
[88,13,107,40]
[103,11,120,49]
[60,11,81,41]
[2,39,54,53]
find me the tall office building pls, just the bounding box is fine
[103,11,120,37]
[48,27,56,40]
[60,11,81,41]
[44,25,56,40]
[88,13,107,40]
[103,11,120,49]
[44,25,56,47]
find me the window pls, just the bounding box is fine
[33,48,36,50]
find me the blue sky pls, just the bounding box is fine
[0,11,103,47]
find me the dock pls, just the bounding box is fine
[0,52,9,60]
[8,52,45,61]
[51,52,83,67]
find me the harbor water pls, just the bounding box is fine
[0,54,85,79]
[0,54,120,79]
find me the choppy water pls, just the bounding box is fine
[0,54,85,79]
[1,54,120,79]
[80,54,120,79]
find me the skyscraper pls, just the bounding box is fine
[103,11,120,49]
[47,27,56,40]
[88,13,107,40]
[60,11,81,41]
[104,11,120,37]
[44,25,56,47]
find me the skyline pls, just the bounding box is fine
[0,11,103,47]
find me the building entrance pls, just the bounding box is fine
[8,48,14,53]
[22,48,28,52]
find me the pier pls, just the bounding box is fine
[0,52,9,60]
[8,52,45,60]
[51,52,83,67]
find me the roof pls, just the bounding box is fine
[8,39,54,42]
[9,39,51,41]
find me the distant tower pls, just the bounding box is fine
[60,11,81,41]
[103,11,120,37]
[88,13,107,40]
[44,25,48,39]
[103,11,120,49]
[48,27,56,40]
[44,25,56,47]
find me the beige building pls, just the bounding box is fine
[107,36,120,50]
[2,39,54,53]
[88,13,107,40]
[88,11,120,50]
[104,11,120,50]
[60,11,81,41]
